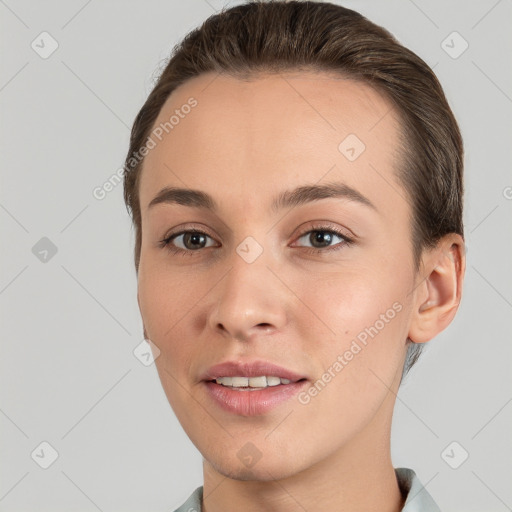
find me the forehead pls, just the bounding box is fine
[139,71,405,216]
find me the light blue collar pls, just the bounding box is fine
[173,467,441,511]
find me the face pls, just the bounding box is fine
[137,71,418,480]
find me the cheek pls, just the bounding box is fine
[137,267,204,418]
[138,260,203,335]
[291,266,411,396]
[137,265,202,373]
[294,263,410,339]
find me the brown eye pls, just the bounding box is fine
[309,231,335,248]
[296,229,346,249]
[164,230,217,252]
[181,232,208,250]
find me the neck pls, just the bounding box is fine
[201,391,405,512]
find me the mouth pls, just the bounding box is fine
[207,375,305,390]
[201,360,308,415]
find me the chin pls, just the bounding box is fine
[205,448,306,482]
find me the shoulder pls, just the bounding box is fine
[171,486,203,512]
[395,467,441,512]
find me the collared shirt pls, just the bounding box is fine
[172,467,441,512]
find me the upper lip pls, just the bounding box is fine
[202,360,307,382]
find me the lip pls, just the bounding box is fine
[201,359,308,416]
[203,380,307,416]
[202,360,306,382]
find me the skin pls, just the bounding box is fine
[136,71,465,512]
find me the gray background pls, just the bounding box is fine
[1,0,511,510]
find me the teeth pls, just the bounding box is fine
[231,376,248,387]
[266,376,281,386]
[248,376,267,388]
[214,376,293,388]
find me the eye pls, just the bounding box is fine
[293,225,353,254]
[158,224,353,257]
[159,230,218,254]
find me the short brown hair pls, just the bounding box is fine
[123,0,464,375]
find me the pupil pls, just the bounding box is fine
[185,232,206,250]
[311,231,332,248]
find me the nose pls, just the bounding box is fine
[207,249,288,342]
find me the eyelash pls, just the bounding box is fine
[158,224,354,257]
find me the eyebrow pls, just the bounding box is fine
[271,182,376,213]
[147,182,376,213]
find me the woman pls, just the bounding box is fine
[123,1,465,510]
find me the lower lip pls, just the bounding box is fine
[203,380,308,416]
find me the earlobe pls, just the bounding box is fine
[408,234,465,344]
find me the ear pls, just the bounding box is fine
[408,234,466,344]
